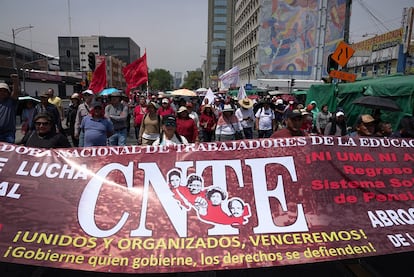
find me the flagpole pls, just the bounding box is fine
[145,48,149,99]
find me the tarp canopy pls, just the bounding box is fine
[306,74,414,130]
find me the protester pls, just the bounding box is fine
[374,121,393,137]
[315,104,332,135]
[255,100,275,138]
[215,104,243,141]
[19,112,71,148]
[20,98,36,135]
[152,115,189,146]
[32,92,64,134]
[81,102,114,147]
[199,104,217,142]
[133,95,147,142]
[46,88,63,120]
[138,101,161,145]
[274,98,286,129]
[176,106,199,143]
[391,116,414,138]
[235,98,255,139]
[105,91,129,146]
[157,98,175,117]
[74,89,95,147]
[324,111,348,136]
[0,74,19,143]
[271,109,307,137]
[186,102,200,130]
[350,114,376,137]
[66,93,81,147]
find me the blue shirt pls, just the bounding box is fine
[80,115,114,146]
[0,97,18,134]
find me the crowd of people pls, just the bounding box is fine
[1,74,414,150]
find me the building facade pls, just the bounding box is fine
[233,0,349,87]
[205,0,235,89]
[58,36,140,72]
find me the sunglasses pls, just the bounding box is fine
[165,122,176,127]
[35,121,50,126]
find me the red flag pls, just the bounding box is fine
[88,57,107,94]
[122,53,148,95]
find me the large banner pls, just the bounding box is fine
[1,136,414,274]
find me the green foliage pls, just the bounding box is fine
[148,69,173,91]
[182,70,203,90]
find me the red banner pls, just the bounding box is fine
[1,136,414,273]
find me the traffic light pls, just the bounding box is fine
[291,78,296,87]
[88,52,96,71]
[327,53,339,73]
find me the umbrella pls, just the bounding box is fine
[99,88,120,96]
[196,87,208,93]
[171,89,197,97]
[253,100,276,114]
[352,96,401,112]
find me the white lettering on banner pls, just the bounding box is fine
[78,157,309,238]
[16,161,88,179]
[247,157,308,233]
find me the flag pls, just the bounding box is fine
[88,57,107,94]
[219,66,239,89]
[202,88,215,105]
[237,85,247,100]
[122,53,148,95]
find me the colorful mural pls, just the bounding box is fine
[258,0,347,79]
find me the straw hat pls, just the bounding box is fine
[238,98,254,109]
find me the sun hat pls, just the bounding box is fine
[238,98,254,109]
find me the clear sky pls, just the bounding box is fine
[0,0,413,74]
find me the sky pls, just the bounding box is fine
[0,0,413,74]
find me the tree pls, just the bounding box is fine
[182,70,203,89]
[148,69,173,91]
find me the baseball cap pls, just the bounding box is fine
[0,83,10,92]
[286,109,304,119]
[336,111,345,117]
[163,115,176,127]
[162,98,169,104]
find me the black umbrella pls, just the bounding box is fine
[352,96,401,112]
[253,101,276,114]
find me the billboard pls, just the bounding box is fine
[258,0,347,79]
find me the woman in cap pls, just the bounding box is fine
[215,104,243,141]
[66,93,81,146]
[152,115,188,146]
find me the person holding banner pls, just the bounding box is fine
[215,104,243,141]
[152,115,188,146]
[20,112,71,148]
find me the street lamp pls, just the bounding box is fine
[21,57,48,94]
[12,25,34,69]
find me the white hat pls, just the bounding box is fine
[276,99,283,105]
[336,111,345,117]
[82,89,94,95]
[0,83,10,92]
[177,106,188,113]
[222,104,234,112]
[162,98,169,104]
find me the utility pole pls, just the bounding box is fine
[12,25,34,69]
